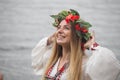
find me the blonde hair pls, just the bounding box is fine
[42,23,84,80]
[68,24,84,80]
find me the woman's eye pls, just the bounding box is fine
[64,26,70,30]
[57,26,61,29]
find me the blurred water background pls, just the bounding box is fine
[0,0,120,80]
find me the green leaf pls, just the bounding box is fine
[82,22,92,28]
[50,15,58,19]
[76,20,81,23]
[60,10,69,17]
[70,9,79,15]
[84,32,91,41]
[83,35,88,41]
[76,19,85,23]
[58,14,64,20]
[76,19,92,28]
[52,22,58,27]
[76,31,82,37]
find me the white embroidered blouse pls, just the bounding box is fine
[31,37,120,80]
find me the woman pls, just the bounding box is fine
[32,9,120,80]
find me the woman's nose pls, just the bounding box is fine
[58,27,64,33]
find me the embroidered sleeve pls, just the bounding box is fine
[31,37,52,75]
[86,46,120,80]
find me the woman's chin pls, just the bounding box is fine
[56,40,65,45]
[57,42,63,45]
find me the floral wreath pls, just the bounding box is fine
[50,9,92,50]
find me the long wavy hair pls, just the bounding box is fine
[42,22,84,80]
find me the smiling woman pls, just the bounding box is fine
[56,20,71,46]
[31,9,120,80]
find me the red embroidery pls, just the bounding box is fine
[91,42,99,50]
[45,63,68,80]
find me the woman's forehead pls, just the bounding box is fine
[59,20,71,26]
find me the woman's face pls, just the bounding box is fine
[56,20,71,46]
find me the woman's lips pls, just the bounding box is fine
[57,35,65,40]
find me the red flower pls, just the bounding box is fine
[75,24,81,31]
[65,19,70,23]
[81,27,88,33]
[66,14,73,19]
[65,14,73,23]
[81,42,85,51]
[71,15,79,21]
[75,25,88,33]
[65,14,80,23]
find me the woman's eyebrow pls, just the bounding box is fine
[64,24,69,26]
[58,24,70,28]
[62,24,70,27]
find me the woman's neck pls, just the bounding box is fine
[57,45,70,71]
[61,45,70,61]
